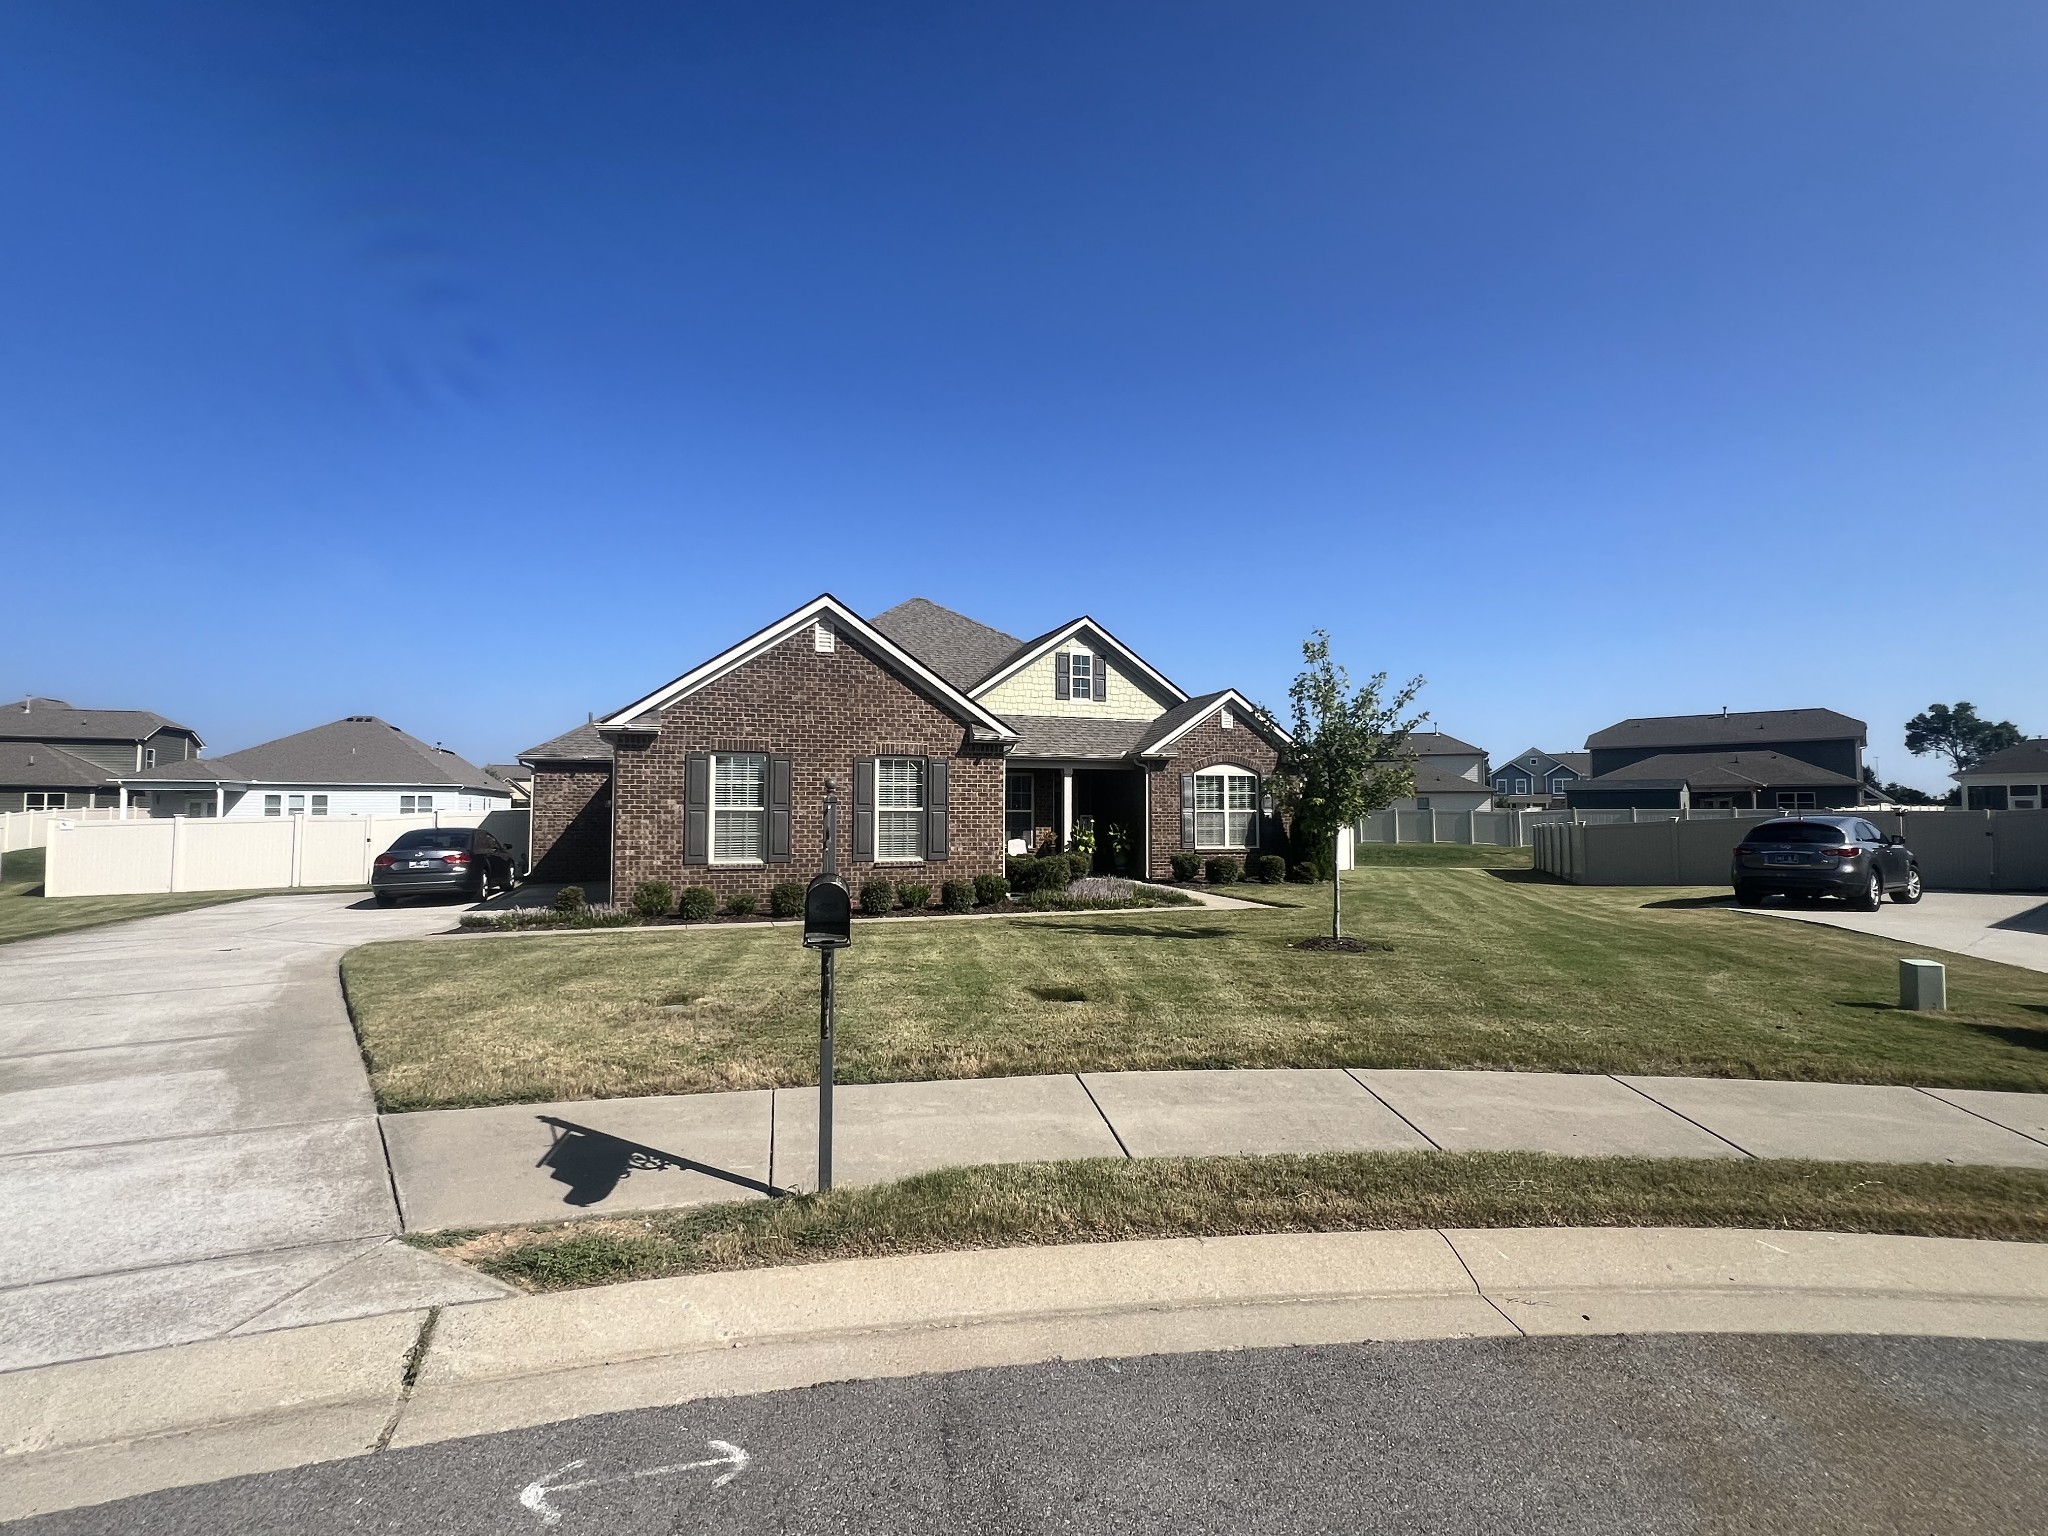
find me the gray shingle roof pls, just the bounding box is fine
[1580,751,1863,790]
[1005,716,1155,759]
[1408,729,1485,757]
[0,741,113,790]
[1587,709,1866,751]
[0,698,198,745]
[869,599,1023,691]
[518,721,614,764]
[1131,692,1232,755]
[1410,764,1495,795]
[1965,739,2048,776]
[125,716,502,792]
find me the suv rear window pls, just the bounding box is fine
[390,830,473,851]
[1744,822,1846,845]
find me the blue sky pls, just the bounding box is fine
[3,3,2042,790]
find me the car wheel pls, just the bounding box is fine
[374,892,398,908]
[1890,866,1923,904]
[1733,882,1762,906]
[1852,871,1883,911]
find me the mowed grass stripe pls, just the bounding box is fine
[343,852,2048,1111]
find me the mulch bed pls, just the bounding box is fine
[1291,936,1392,954]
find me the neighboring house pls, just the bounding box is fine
[485,763,533,805]
[1957,740,2048,812]
[1382,730,1495,814]
[1566,708,1870,812]
[118,716,512,819]
[521,594,1290,894]
[0,697,203,812]
[1491,748,1589,806]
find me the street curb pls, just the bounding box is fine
[7,1227,2048,1521]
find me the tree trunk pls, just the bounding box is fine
[1331,828,1342,940]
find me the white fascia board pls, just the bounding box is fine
[599,594,1019,740]
[968,617,1189,705]
[1138,690,1292,758]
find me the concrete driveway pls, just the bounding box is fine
[0,892,510,1373]
[1748,891,2048,974]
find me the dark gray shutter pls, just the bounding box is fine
[925,756,948,861]
[767,755,792,862]
[853,757,875,862]
[1093,659,1108,702]
[684,753,710,865]
[1250,774,1263,850]
[1054,652,1071,700]
[1180,773,1196,850]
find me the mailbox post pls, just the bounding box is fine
[802,781,852,1191]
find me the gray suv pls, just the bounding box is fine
[1731,817,1922,910]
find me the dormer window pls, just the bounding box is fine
[1068,652,1093,697]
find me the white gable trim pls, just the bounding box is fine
[598,594,1019,739]
[1139,690,1292,758]
[968,617,1188,705]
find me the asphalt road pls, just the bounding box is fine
[24,1334,2048,1535]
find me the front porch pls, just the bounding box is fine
[1006,762,1150,876]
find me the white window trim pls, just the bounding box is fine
[1005,771,1034,845]
[25,792,67,811]
[710,752,769,865]
[264,794,282,817]
[1066,650,1094,700]
[1192,765,1260,850]
[875,756,926,863]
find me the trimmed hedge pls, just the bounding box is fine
[1168,853,1203,882]
[769,881,806,920]
[896,882,932,911]
[722,892,757,917]
[859,879,895,916]
[1203,856,1243,885]
[1250,854,1287,884]
[629,880,675,918]
[553,885,587,914]
[973,873,1009,906]
[941,880,975,914]
[677,886,716,921]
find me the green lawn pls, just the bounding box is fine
[0,847,259,945]
[415,1151,2048,1289]
[343,865,2048,1111]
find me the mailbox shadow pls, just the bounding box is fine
[536,1116,787,1207]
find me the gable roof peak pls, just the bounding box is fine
[969,613,1189,705]
[869,598,1023,691]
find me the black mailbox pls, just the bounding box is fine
[803,873,852,949]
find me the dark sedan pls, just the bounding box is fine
[372,827,518,906]
[1731,816,1922,910]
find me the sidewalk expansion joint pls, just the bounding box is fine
[1607,1075,1758,1159]
[1074,1075,1132,1159]
[1341,1069,1442,1150]
[1911,1086,2048,1150]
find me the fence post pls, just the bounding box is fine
[290,814,305,888]
[170,815,188,892]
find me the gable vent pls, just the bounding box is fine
[813,621,835,653]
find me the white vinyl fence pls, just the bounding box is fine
[42,809,531,899]
[1532,808,2048,892]
[1356,805,1712,849]
[1,806,123,852]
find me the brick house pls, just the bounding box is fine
[518,595,1290,897]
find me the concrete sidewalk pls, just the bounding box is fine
[0,893,513,1376]
[7,1225,2048,1522]
[383,1066,2048,1231]
[1750,891,2048,974]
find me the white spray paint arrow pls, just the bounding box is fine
[519,1439,750,1526]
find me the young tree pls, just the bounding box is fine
[1904,702,2025,776]
[1265,631,1425,941]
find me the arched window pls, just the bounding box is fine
[1194,765,1259,849]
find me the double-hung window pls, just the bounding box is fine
[876,757,926,861]
[311,794,329,816]
[1776,791,1817,811]
[1005,772,1034,847]
[25,792,65,811]
[1193,768,1258,848]
[399,794,434,814]
[287,794,306,815]
[711,753,768,863]
[1514,776,1531,794]
[265,794,283,817]
[1067,651,1094,698]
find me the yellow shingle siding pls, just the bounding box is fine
[978,641,1174,721]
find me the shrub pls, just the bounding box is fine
[973,873,1009,906]
[628,880,675,919]
[1168,853,1203,882]
[553,885,587,914]
[1288,862,1319,884]
[1251,854,1287,884]
[896,881,932,911]
[941,879,974,913]
[769,881,806,920]
[1067,851,1093,883]
[1006,855,1050,893]
[677,885,716,921]
[859,879,895,916]
[1204,856,1243,885]
[723,892,758,917]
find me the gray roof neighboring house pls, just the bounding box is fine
[0,697,201,746]
[486,763,533,783]
[1550,752,1591,775]
[870,599,1024,692]
[1960,739,2048,777]
[1408,730,1485,757]
[519,721,615,764]
[1587,709,1866,751]
[1409,765,1496,796]
[124,716,504,794]
[0,741,113,790]
[1578,751,1863,791]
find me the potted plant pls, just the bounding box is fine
[1105,822,1132,874]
